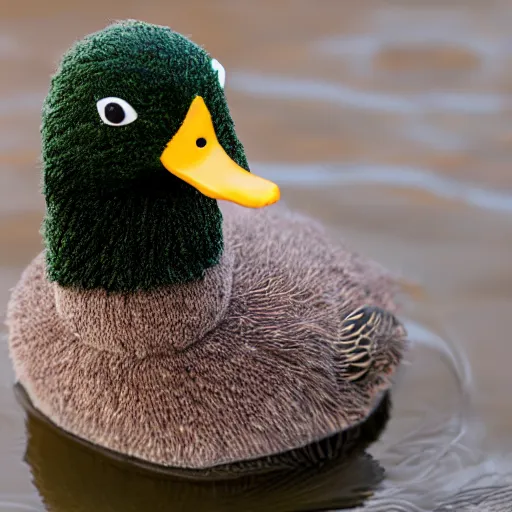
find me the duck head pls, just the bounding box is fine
[42,20,279,292]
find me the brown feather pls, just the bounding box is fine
[7,204,407,470]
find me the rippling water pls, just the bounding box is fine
[1,1,512,510]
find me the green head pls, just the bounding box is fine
[42,20,279,292]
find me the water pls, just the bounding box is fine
[1,0,512,510]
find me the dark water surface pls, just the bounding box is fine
[1,0,512,510]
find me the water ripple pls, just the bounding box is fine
[0,496,41,511]
[357,318,512,511]
[315,33,504,62]
[230,72,511,114]
[255,162,512,214]
[0,93,45,117]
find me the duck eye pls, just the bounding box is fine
[96,97,138,126]
[211,59,226,89]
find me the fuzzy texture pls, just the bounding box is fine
[42,20,249,291]
[17,381,390,479]
[53,246,234,355]
[8,204,406,470]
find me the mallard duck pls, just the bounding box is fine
[7,20,406,474]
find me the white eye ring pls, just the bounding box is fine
[96,97,138,126]
[211,59,226,89]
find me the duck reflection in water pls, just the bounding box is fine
[17,383,387,512]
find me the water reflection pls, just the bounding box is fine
[19,384,384,512]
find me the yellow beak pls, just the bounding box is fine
[160,96,280,208]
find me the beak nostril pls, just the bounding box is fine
[196,137,207,148]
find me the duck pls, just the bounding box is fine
[7,20,407,474]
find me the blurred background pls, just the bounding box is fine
[1,0,512,510]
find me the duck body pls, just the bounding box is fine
[7,20,406,472]
[9,204,403,470]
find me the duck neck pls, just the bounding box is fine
[43,186,223,292]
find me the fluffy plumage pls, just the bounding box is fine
[8,204,405,470]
